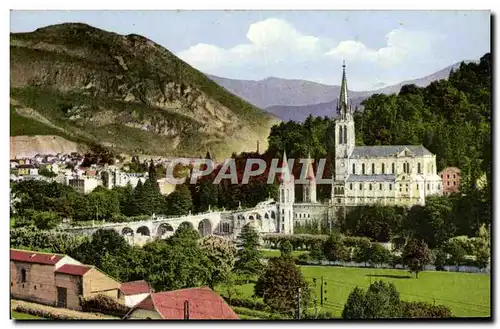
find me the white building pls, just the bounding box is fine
[68,176,101,194]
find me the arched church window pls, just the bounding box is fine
[362,164,365,175]
[344,125,347,144]
[392,163,395,174]
[382,163,385,174]
[352,164,356,174]
[372,163,375,174]
[339,126,343,145]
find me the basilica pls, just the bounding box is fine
[277,64,443,232]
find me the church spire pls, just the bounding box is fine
[337,61,350,118]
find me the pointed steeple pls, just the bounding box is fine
[306,153,315,181]
[279,150,293,183]
[337,61,350,118]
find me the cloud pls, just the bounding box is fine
[175,18,439,87]
[176,18,326,70]
[326,29,435,67]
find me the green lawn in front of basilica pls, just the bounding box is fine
[219,266,490,318]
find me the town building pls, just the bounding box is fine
[68,176,101,194]
[10,249,122,310]
[127,287,239,320]
[439,167,461,195]
[119,280,151,307]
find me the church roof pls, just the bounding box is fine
[350,145,432,158]
[347,174,396,182]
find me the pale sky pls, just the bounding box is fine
[10,10,490,90]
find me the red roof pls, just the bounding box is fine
[55,264,92,276]
[120,280,151,296]
[134,287,239,320]
[10,249,63,265]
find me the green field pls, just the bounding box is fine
[11,311,45,320]
[219,266,490,318]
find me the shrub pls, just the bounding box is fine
[222,296,268,311]
[80,294,130,316]
[399,301,453,318]
[14,305,79,320]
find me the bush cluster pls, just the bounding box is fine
[80,294,130,316]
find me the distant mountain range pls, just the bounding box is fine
[208,60,476,122]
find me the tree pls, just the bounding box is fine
[38,167,57,178]
[342,281,400,319]
[369,243,392,267]
[71,229,130,269]
[143,239,210,292]
[402,239,430,278]
[309,241,324,262]
[165,184,193,216]
[473,224,490,269]
[323,233,348,262]
[254,257,311,314]
[234,224,263,281]
[201,236,237,289]
[279,240,293,258]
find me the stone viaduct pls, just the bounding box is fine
[62,201,279,246]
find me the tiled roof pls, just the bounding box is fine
[55,264,92,276]
[346,174,396,182]
[120,280,151,296]
[351,145,432,158]
[10,249,63,265]
[135,287,239,320]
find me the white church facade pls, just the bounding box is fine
[277,63,443,232]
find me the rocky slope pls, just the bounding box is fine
[10,23,278,159]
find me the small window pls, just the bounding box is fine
[21,269,26,283]
[416,184,419,190]
[427,184,430,190]
[339,126,343,145]
[418,162,422,174]
[379,183,382,190]
[359,183,363,190]
[372,163,375,174]
[453,182,456,186]
[350,183,353,190]
[369,184,372,191]
[382,163,385,174]
[392,163,395,174]
[362,164,365,175]
[448,182,450,186]
[352,164,356,174]
[453,174,456,179]
[447,174,450,179]
[389,184,392,190]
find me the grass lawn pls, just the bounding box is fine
[11,310,45,320]
[220,266,490,318]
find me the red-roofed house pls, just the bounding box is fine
[10,249,122,310]
[128,287,239,320]
[120,280,151,307]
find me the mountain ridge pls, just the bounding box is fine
[208,60,477,122]
[10,23,278,159]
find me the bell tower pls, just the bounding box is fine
[334,61,355,181]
